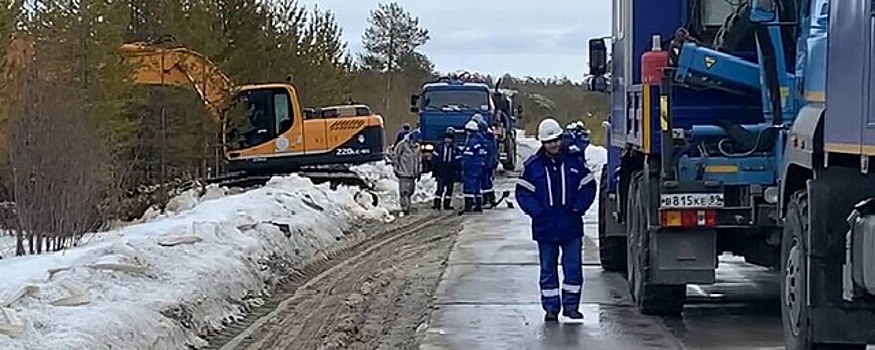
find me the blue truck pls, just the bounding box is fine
[409,73,522,173]
[588,0,875,347]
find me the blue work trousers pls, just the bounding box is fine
[462,166,483,199]
[434,172,455,199]
[480,165,494,196]
[537,235,583,314]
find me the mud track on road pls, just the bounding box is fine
[206,211,462,350]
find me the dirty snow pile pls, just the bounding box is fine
[351,160,436,211]
[0,173,397,350]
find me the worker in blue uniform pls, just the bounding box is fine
[431,127,461,210]
[461,120,487,213]
[563,123,583,155]
[515,118,597,322]
[472,114,497,207]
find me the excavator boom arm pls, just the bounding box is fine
[117,42,235,122]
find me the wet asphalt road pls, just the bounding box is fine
[417,176,860,350]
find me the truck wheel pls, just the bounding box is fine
[599,164,626,272]
[502,138,516,171]
[625,172,640,290]
[628,171,686,316]
[781,190,865,350]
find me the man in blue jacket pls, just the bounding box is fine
[461,120,487,213]
[431,127,461,210]
[515,118,597,322]
[472,114,498,207]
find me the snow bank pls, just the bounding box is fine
[0,173,395,350]
[351,160,436,211]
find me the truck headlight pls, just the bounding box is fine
[764,186,779,204]
[421,143,434,151]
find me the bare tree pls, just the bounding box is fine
[6,41,109,255]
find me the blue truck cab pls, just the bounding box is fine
[410,74,520,172]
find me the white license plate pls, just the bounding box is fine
[660,193,724,208]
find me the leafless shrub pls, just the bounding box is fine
[6,42,109,255]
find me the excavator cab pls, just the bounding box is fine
[224,86,296,153]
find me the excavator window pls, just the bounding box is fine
[226,87,294,150]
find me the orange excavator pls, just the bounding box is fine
[117,38,386,188]
[5,36,387,188]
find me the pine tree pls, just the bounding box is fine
[360,2,429,113]
[360,2,428,73]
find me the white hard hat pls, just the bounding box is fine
[465,120,479,132]
[566,123,575,130]
[538,118,563,142]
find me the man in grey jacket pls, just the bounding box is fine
[391,129,422,215]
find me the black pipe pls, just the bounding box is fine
[755,26,784,126]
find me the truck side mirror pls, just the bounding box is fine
[588,38,608,76]
[409,94,419,113]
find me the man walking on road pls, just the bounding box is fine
[392,130,422,216]
[514,118,597,322]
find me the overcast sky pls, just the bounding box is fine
[295,0,611,80]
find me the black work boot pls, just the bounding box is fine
[474,197,483,212]
[563,310,584,320]
[462,197,474,213]
[544,311,559,322]
[432,198,441,210]
[443,198,454,210]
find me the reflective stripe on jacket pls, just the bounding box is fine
[515,149,597,242]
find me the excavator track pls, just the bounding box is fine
[202,169,370,191]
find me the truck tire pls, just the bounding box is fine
[502,136,516,171]
[599,164,626,272]
[627,171,686,316]
[712,1,756,53]
[781,190,866,350]
[421,158,433,174]
[712,0,797,56]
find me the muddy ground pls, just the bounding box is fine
[229,211,463,350]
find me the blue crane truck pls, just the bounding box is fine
[409,73,522,173]
[588,0,875,348]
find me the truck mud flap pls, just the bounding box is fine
[651,229,717,285]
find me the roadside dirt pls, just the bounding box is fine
[235,212,462,350]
